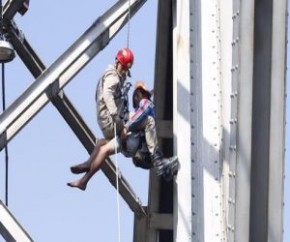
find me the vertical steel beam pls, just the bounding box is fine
[249,0,287,241]
[234,0,254,241]
[226,0,240,240]
[199,1,224,240]
[267,0,287,241]
[219,0,234,240]
[142,1,175,241]
[133,211,148,242]
[173,0,224,241]
[235,0,287,241]
[250,0,273,240]
[173,0,193,240]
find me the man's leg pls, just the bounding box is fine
[134,116,179,180]
[67,139,116,191]
[70,138,108,174]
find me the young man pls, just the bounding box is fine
[67,81,178,190]
[122,81,179,180]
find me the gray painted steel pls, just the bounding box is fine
[0,200,33,242]
[173,0,194,241]
[170,0,287,241]
[3,0,27,20]
[134,1,176,241]
[220,0,234,240]
[235,0,254,241]
[173,0,228,240]
[51,92,146,216]
[267,1,287,241]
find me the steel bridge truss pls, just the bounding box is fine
[0,0,287,242]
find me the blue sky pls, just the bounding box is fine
[0,1,289,242]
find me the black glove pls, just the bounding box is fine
[114,115,124,136]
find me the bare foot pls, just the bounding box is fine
[70,162,89,174]
[67,181,87,191]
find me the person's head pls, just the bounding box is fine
[115,48,134,77]
[132,81,152,108]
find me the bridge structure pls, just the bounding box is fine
[0,0,288,241]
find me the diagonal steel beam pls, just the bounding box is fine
[50,90,146,217]
[0,0,147,216]
[0,200,33,242]
[8,20,45,77]
[0,0,146,145]
[3,0,27,21]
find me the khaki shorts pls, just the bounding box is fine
[107,136,120,152]
[101,123,115,140]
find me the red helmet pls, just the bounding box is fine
[116,48,134,69]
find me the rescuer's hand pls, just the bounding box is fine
[120,127,128,143]
[114,116,124,135]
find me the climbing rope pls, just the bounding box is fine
[113,1,132,240]
[1,63,9,206]
[114,0,132,236]
[126,0,131,48]
[114,123,121,242]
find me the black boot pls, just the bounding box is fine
[162,156,180,181]
[151,149,165,176]
[151,150,179,178]
[132,151,152,169]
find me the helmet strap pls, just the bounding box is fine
[115,62,123,77]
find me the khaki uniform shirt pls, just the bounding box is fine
[96,65,125,139]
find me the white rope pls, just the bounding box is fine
[114,123,121,242]
[127,0,131,48]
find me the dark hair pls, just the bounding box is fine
[133,88,151,108]
[139,88,151,99]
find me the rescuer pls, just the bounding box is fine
[69,48,134,175]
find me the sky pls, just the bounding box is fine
[0,1,289,242]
